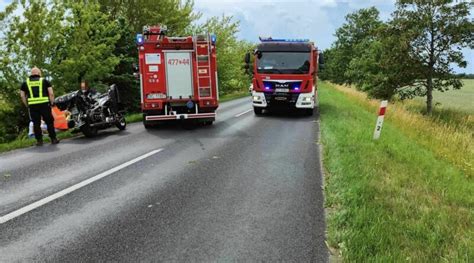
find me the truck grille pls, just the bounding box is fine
[264,92,299,106]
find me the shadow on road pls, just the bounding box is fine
[60,129,132,145]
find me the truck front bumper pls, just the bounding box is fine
[252,91,315,109]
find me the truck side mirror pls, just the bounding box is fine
[132,63,139,73]
[244,52,250,64]
[318,53,325,65]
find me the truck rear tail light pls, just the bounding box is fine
[144,103,159,108]
[199,88,211,97]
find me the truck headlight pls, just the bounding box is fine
[253,95,261,101]
[303,96,312,102]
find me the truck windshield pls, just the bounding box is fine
[257,52,310,74]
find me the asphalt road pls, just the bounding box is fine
[0,97,327,262]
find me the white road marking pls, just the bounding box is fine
[234,109,253,118]
[0,148,164,224]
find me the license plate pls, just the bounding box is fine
[275,97,287,101]
[275,88,289,93]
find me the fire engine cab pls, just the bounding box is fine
[136,25,219,128]
[245,37,323,116]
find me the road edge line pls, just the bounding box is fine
[0,148,164,224]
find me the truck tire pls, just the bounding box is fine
[143,114,154,129]
[254,107,263,116]
[143,120,153,129]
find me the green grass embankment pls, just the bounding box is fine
[320,82,472,261]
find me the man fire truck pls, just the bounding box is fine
[136,25,219,128]
[245,37,323,116]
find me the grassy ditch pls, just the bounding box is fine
[319,82,473,261]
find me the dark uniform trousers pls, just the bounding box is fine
[29,103,56,141]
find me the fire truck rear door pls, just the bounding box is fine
[164,52,194,99]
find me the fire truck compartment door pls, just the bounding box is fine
[165,52,193,98]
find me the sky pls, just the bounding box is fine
[194,0,473,73]
[1,0,472,73]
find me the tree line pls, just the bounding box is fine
[0,0,252,143]
[319,0,473,114]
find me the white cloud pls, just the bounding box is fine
[194,0,473,73]
[195,0,338,49]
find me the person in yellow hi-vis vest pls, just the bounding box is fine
[20,67,59,146]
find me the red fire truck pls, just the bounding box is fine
[136,25,219,128]
[245,37,323,116]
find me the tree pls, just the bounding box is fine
[99,0,199,35]
[325,7,383,85]
[0,0,67,137]
[195,15,253,95]
[345,21,419,100]
[0,0,121,141]
[393,0,474,114]
[97,0,201,111]
[51,1,121,91]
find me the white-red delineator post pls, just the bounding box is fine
[373,100,388,140]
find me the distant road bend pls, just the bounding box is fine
[0,97,328,262]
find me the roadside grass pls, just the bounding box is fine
[402,79,474,130]
[125,112,143,123]
[319,82,473,261]
[0,130,76,153]
[0,93,249,154]
[402,100,473,131]
[219,91,250,102]
[413,79,474,115]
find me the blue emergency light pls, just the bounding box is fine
[211,34,217,45]
[136,34,144,45]
[292,82,301,90]
[259,37,309,43]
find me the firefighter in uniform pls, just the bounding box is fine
[20,67,59,146]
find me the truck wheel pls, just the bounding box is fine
[143,120,153,129]
[143,114,153,129]
[81,125,98,137]
[254,107,263,116]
